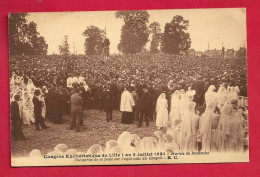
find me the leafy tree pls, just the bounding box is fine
[116,10,150,54]
[35,36,48,55]
[8,13,28,55]
[59,35,70,56]
[161,15,191,54]
[8,13,48,55]
[149,22,162,53]
[82,26,104,55]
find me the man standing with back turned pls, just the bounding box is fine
[33,89,49,131]
[67,88,84,132]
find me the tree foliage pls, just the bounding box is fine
[149,22,162,53]
[116,10,150,54]
[82,26,104,55]
[8,13,48,55]
[161,15,191,54]
[58,35,70,56]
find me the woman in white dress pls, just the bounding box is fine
[169,90,181,124]
[229,86,239,101]
[27,79,36,93]
[198,101,220,152]
[205,85,217,106]
[21,88,35,124]
[41,86,48,119]
[179,93,197,152]
[156,93,169,129]
[179,89,187,120]
[215,86,229,111]
[217,104,233,152]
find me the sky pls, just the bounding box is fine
[26,8,247,55]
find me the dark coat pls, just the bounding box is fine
[139,91,152,113]
[70,93,83,113]
[33,96,43,116]
[11,101,20,122]
[103,90,114,110]
[193,80,205,105]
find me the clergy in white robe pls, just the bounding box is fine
[67,77,73,88]
[72,76,79,84]
[120,87,135,124]
[82,81,89,91]
[78,76,85,84]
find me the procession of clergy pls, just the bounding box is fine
[10,71,248,154]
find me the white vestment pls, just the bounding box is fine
[156,93,169,128]
[79,76,85,84]
[67,77,73,88]
[72,77,79,84]
[169,92,180,124]
[205,85,217,106]
[120,90,135,112]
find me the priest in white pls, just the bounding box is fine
[120,86,135,124]
[78,72,85,84]
[67,74,73,88]
[72,74,80,84]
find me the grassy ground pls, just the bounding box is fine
[11,110,164,157]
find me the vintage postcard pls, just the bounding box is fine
[9,8,248,166]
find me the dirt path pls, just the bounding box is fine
[11,110,163,157]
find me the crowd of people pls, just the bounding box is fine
[10,53,248,153]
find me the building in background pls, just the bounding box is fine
[226,49,235,59]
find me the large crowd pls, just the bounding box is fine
[10,53,248,153]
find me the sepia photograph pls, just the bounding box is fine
[9,8,249,166]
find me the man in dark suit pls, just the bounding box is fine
[131,86,139,121]
[138,86,152,128]
[67,88,84,132]
[33,89,49,131]
[11,94,27,141]
[52,87,63,124]
[193,76,205,107]
[103,84,114,122]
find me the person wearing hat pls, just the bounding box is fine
[130,86,139,122]
[103,84,114,122]
[11,94,27,141]
[138,85,152,128]
[32,89,49,131]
